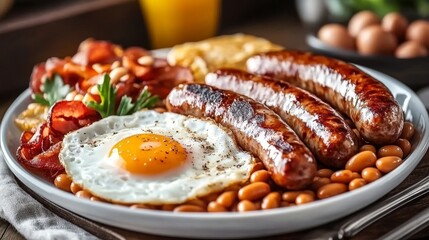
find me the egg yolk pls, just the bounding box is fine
[109,134,187,175]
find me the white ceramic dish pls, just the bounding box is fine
[1,66,429,239]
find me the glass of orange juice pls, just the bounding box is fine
[139,0,221,49]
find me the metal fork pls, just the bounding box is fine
[330,175,429,240]
[379,207,429,240]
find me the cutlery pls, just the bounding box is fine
[331,175,429,239]
[379,207,429,240]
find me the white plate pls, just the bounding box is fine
[1,66,429,239]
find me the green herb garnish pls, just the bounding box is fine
[85,74,116,118]
[33,74,70,106]
[85,74,158,118]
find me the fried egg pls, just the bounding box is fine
[59,110,254,205]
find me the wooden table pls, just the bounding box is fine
[1,5,429,240]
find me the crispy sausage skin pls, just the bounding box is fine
[246,50,404,144]
[206,69,359,168]
[166,84,317,189]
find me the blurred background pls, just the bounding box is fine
[0,0,428,97]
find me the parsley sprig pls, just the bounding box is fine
[33,74,70,106]
[85,74,159,118]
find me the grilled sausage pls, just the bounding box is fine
[246,50,404,144]
[166,83,317,189]
[206,69,359,168]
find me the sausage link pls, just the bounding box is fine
[246,50,404,144]
[166,84,317,189]
[206,69,359,168]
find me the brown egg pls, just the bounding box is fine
[356,25,397,55]
[318,23,354,50]
[395,41,428,58]
[382,12,408,39]
[348,11,380,38]
[406,20,429,48]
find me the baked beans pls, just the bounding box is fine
[54,174,72,192]
[201,192,220,202]
[185,199,207,208]
[162,204,177,211]
[75,190,92,199]
[51,122,416,213]
[376,156,403,173]
[130,204,153,209]
[401,122,415,140]
[295,193,315,205]
[237,200,257,212]
[238,182,270,201]
[331,170,353,184]
[282,191,303,203]
[361,167,382,183]
[174,205,205,212]
[70,182,82,194]
[351,172,361,179]
[345,151,377,172]
[317,169,334,178]
[216,191,237,208]
[90,196,106,202]
[395,138,411,157]
[207,201,227,212]
[377,145,403,158]
[311,177,331,191]
[317,183,347,199]
[359,145,376,153]
[250,170,270,183]
[261,192,281,209]
[349,178,366,191]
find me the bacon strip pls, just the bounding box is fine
[17,101,100,176]
[72,39,122,66]
[49,101,100,136]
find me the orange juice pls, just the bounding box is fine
[140,0,220,49]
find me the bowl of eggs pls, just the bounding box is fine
[305,9,429,90]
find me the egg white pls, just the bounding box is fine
[59,110,254,205]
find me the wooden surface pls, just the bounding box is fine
[0,0,148,95]
[1,3,429,240]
